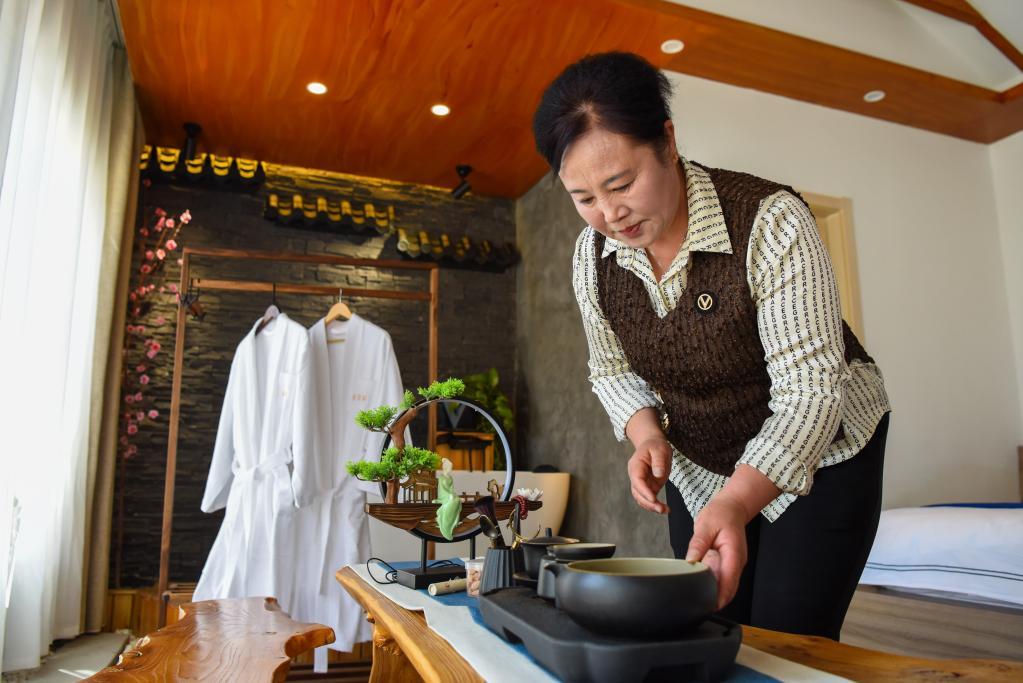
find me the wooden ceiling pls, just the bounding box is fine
[117,0,1023,199]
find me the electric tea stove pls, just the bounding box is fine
[479,587,741,683]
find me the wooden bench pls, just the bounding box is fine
[87,597,334,682]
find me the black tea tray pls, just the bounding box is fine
[479,587,741,683]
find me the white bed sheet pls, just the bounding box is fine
[859,506,1023,607]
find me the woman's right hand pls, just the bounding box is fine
[627,436,673,514]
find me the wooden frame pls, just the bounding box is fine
[801,191,865,343]
[157,246,440,613]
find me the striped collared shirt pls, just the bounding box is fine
[572,158,890,522]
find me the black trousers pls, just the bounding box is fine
[667,413,889,640]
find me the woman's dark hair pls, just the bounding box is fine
[532,51,673,173]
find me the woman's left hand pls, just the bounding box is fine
[685,494,749,610]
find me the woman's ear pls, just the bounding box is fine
[664,120,680,161]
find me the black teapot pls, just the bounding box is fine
[541,558,717,637]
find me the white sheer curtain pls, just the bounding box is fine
[0,0,136,672]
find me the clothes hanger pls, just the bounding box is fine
[325,288,352,344]
[325,288,352,324]
[255,282,280,334]
[182,279,206,321]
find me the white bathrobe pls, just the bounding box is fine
[290,314,406,651]
[193,314,311,607]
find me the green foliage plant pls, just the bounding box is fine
[345,446,440,483]
[461,368,514,469]
[399,390,416,410]
[418,377,465,401]
[461,368,513,433]
[354,405,398,431]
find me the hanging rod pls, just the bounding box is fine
[192,278,431,302]
[183,246,437,271]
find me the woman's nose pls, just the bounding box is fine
[601,199,629,226]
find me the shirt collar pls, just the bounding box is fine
[600,157,733,259]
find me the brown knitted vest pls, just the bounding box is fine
[595,163,873,476]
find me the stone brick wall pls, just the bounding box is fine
[112,162,516,587]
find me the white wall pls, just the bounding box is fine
[990,130,1023,444]
[664,71,1021,507]
[667,0,1023,90]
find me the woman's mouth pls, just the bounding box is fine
[619,222,642,238]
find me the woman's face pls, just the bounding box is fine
[558,124,684,250]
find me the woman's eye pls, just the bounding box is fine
[613,182,632,193]
[579,197,595,206]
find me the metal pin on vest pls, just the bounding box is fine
[695,291,717,314]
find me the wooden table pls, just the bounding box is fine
[337,566,1023,683]
[87,597,334,682]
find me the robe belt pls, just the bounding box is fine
[226,454,294,592]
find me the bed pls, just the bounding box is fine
[840,448,1023,662]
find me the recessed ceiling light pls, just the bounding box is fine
[660,39,685,54]
[863,90,886,103]
[431,104,451,116]
[306,82,327,95]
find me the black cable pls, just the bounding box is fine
[366,558,399,584]
[429,559,460,569]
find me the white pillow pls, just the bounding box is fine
[859,506,1023,607]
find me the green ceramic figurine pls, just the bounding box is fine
[433,457,460,541]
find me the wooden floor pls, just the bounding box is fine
[841,586,1023,662]
[285,662,371,682]
[16,633,129,682]
[286,642,372,682]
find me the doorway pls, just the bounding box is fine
[800,191,865,342]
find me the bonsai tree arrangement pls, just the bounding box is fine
[346,377,465,504]
[349,376,538,588]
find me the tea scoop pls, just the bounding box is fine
[478,514,506,548]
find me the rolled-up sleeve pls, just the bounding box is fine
[572,228,660,442]
[738,192,847,495]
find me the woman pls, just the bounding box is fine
[532,52,890,640]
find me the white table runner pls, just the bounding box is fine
[348,561,851,682]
